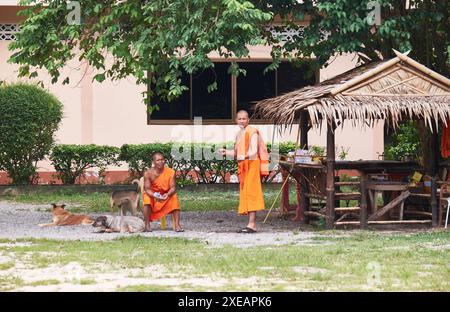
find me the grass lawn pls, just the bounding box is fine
[0,231,449,291]
[1,187,300,213]
[1,188,448,291]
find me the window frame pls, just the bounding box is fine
[147,59,318,125]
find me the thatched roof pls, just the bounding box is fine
[254,50,450,129]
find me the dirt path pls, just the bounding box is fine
[0,201,318,247]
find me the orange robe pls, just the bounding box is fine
[237,126,265,215]
[142,167,180,221]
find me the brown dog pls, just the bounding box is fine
[109,179,141,216]
[38,203,94,227]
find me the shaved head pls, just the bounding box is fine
[152,152,165,161]
[236,110,249,118]
[236,110,250,129]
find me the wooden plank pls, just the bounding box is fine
[335,182,360,186]
[338,220,432,225]
[368,190,410,221]
[366,184,409,191]
[335,221,360,225]
[404,211,432,217]
[409,193,431,198]
[335,207,361,212]
[367,220,432,224]
[335,192,361,200]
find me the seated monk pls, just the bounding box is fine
[142,152,183,232]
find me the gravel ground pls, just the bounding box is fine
[0,201,318,247]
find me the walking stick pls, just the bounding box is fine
[263,171,291,224]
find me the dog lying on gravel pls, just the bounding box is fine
[92,215,145,233]
[39,203,94,227]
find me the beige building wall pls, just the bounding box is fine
[0,5,384,173]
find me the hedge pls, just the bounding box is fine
[43,142,298,184]
[50,144,120,184]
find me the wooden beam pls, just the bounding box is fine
[395,64,450,92]
[331,56,402,95]
[368,190,410,221]
[404,211,433,217]
[393,49,450,89]
[325,124,336,229]
[335,207,361,212]
[375,75,427,95]
[431,124,439,227]
[335,221,360,226]
[300,111,309,149]
[342,66,402,94]
[337,220,432,225]
[299,111,309,223]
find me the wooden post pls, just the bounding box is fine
[300,111,309,149]
[431,176,438,226]
[299,111,309,223]
[431,126,439,227]
[430,127,439,176]
[326,123,336,229]
[360,180,367,229]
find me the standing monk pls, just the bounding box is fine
[142,152,183,232]
[219,110,267,233]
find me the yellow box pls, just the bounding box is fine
[411,171,423,183]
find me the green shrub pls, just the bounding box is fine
[118,143,173,179]
[119,141,297,183]
[385,121,421,161]
[50,144,119,184]
[0,83,63,184]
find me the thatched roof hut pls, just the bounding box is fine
[254,50,450,130]
[255,51,450,229]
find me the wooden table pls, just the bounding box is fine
[278,160,422,224]
[366,181,410,221]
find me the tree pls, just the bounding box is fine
[9,0,273,112]
[9,0,449,111]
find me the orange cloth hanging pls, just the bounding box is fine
[441,122,450,158]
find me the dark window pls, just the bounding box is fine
[150,71,190,120]
[237,62,276,117]
[192,63,231,119]
[277,61,316,95]
[147,61,316,123]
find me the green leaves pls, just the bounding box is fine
[50,145,119,184]
[7,0,449,107]
[0,84,63,184]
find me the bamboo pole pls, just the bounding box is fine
[263,172,291,224]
